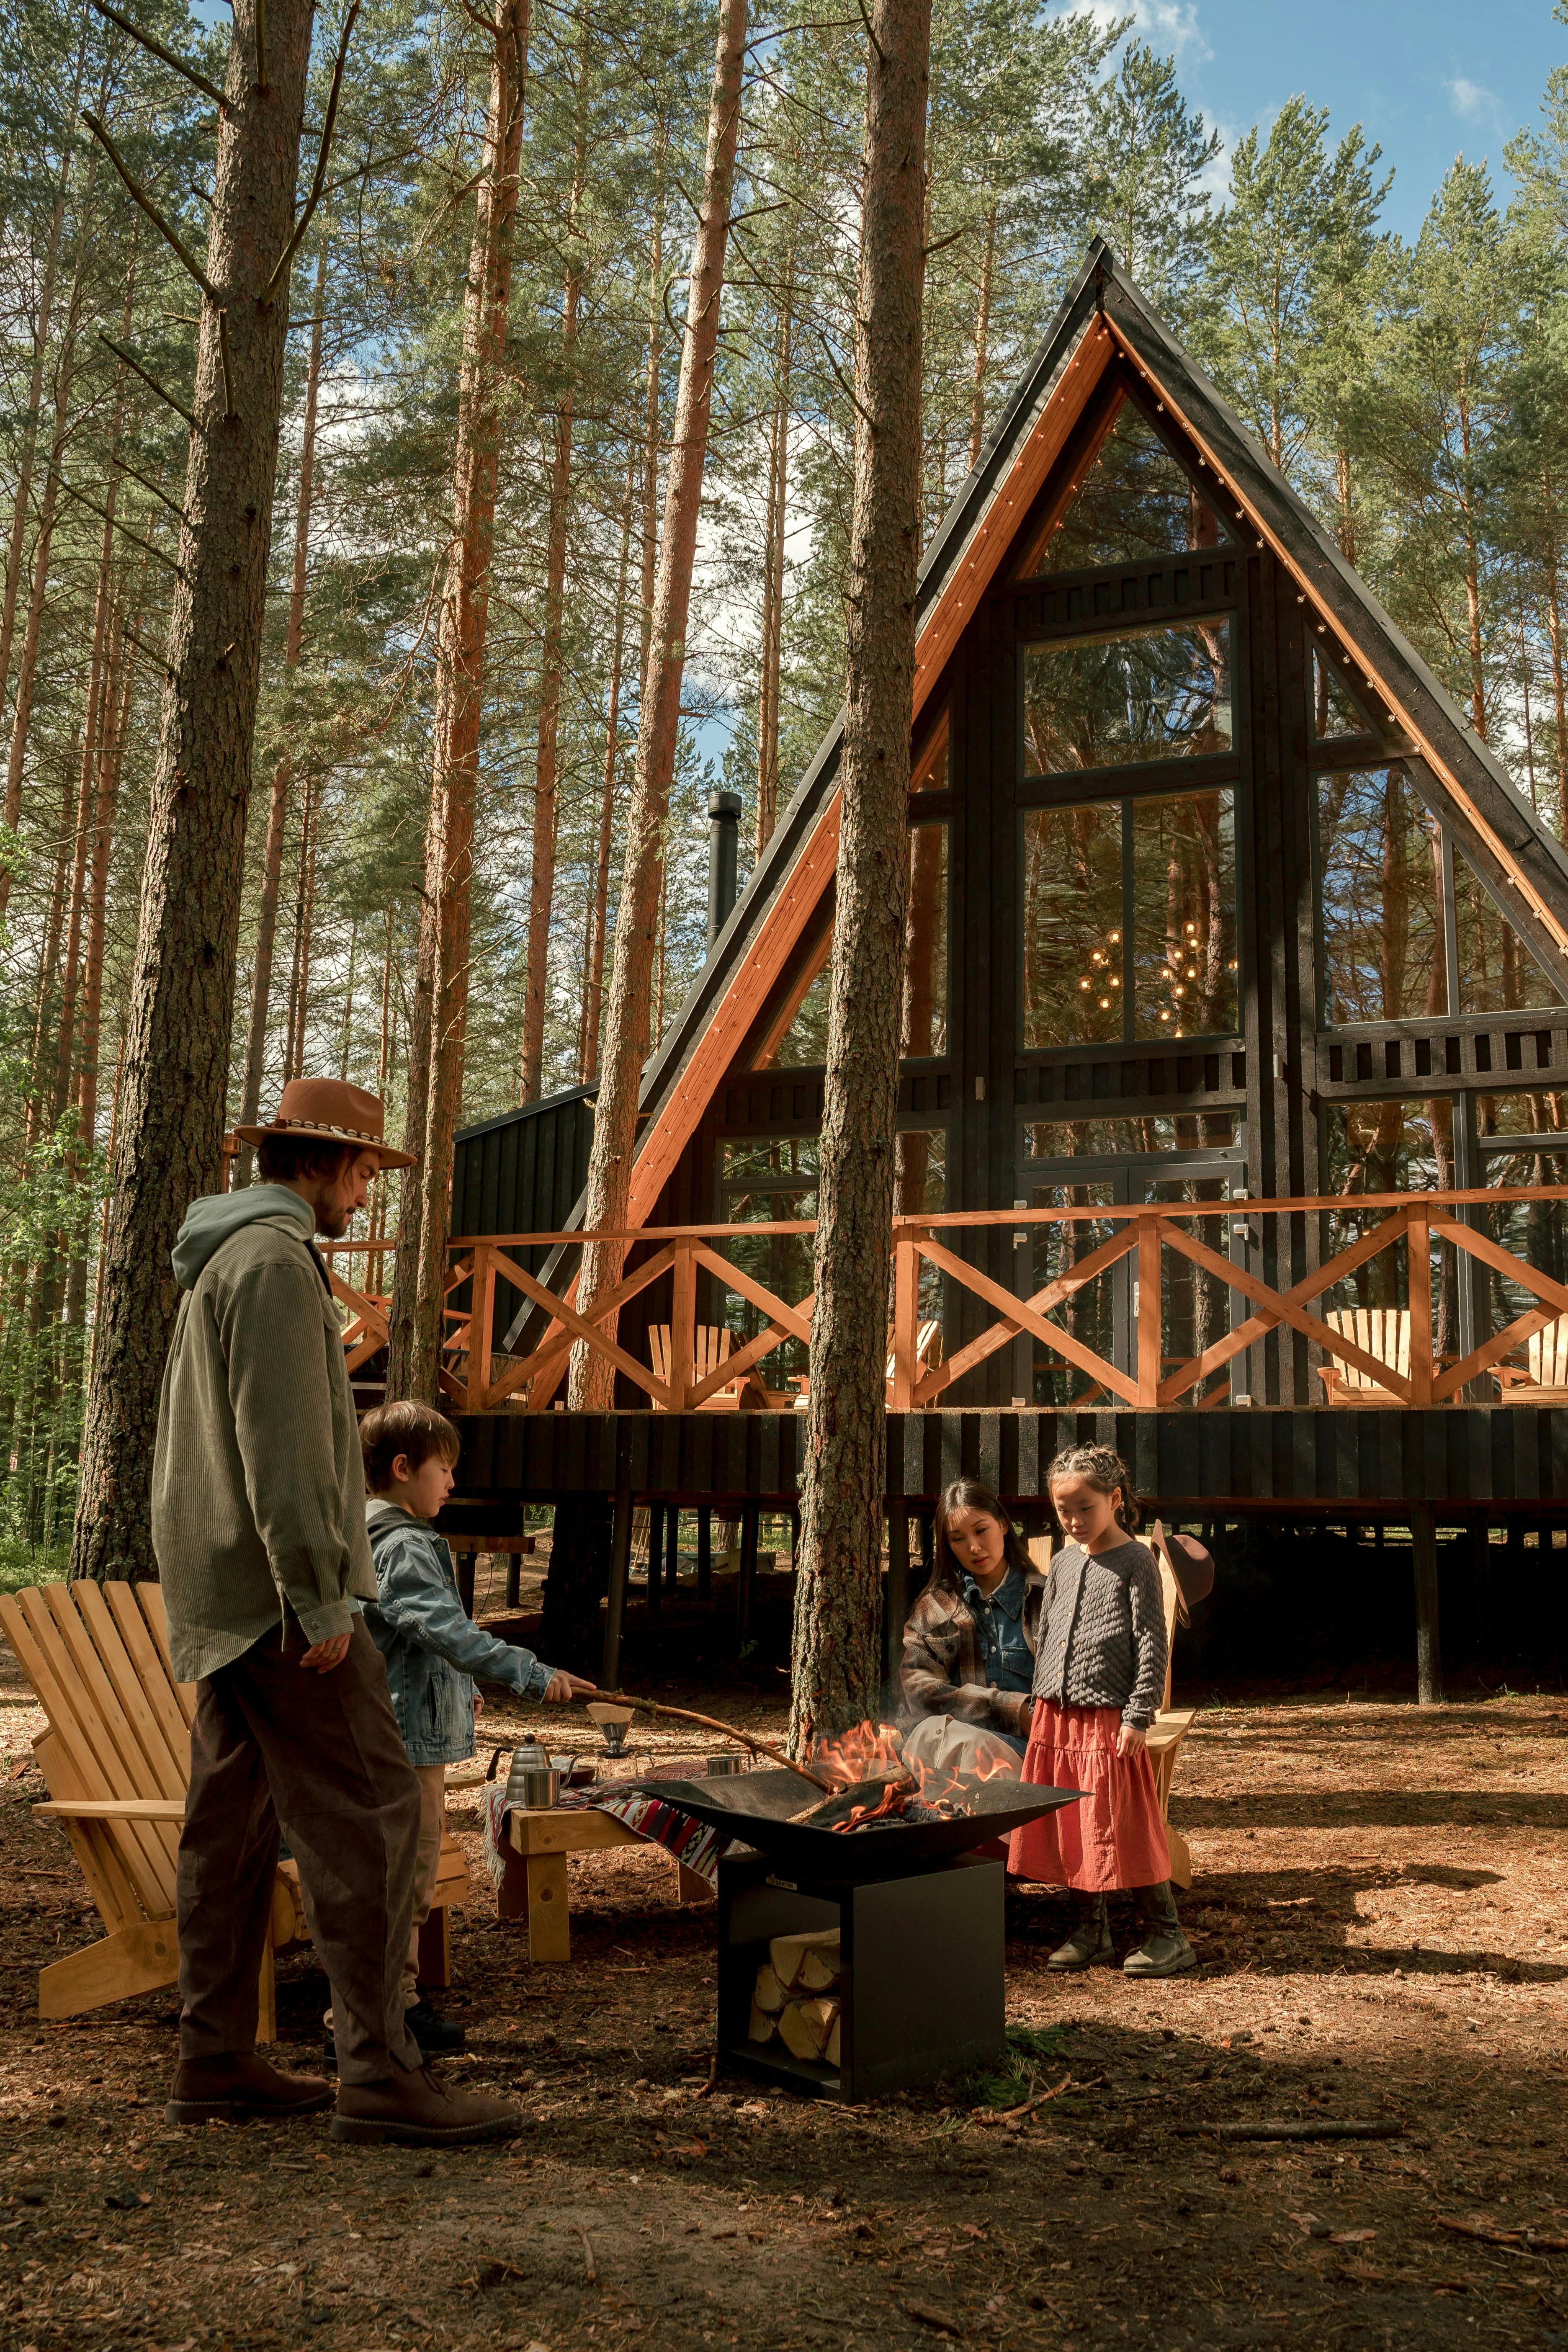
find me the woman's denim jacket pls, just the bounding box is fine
[363,1499,554,1766]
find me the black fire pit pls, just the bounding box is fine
[648,1767,1084,2102]
[641,1765,1081,1883]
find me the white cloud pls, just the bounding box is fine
[1447,75,1504,131]
[1072,0,1210,60]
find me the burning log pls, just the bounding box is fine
[788,1774,913,1829]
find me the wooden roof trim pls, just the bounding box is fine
[911,320,1115,698]
[623,799,843,1223]
[619,309,1116,1214]
[1097,297,1568,971]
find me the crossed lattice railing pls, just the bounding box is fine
[320,1183,1568,1412]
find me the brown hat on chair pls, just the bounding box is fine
[234,1078,416,1169]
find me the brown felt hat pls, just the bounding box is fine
[234,1077,416,1170]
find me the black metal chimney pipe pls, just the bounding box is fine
[707,787,742,950]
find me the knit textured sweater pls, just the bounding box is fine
[1030,1537,1168,1729]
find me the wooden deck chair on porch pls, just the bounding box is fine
[649,1323,746,1407]
[0,1582,469,2031]
[1315,1307,1410,1405]
[1494,1314,1568,1402]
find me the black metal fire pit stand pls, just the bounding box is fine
[716,1849,1005,2102]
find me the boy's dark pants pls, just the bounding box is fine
[175,1619,423,2085]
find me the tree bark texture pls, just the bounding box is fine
[582,451,636,1084]
[386,0,526,1404]
[519,97,586,1105]
[234,242,327,1184]
[757,254,794,859]
[571,0,747,1409]
[72,0,324,1584]
[0,248,88,926]
[789,0,929,1748]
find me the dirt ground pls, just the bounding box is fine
[2,1646,1565,2352]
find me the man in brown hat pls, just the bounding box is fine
[152,1079,517,2146]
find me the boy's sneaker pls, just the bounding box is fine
[406,1999,466,2056]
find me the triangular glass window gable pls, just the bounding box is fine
[1318,761,1563,1023]
[1015,391,1229,578]
[1312,648,1375,739]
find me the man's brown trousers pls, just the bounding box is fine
[175,1619,423,2084]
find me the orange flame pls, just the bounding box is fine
[806,1719,1020,1828]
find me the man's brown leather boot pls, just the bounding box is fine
[166,2051,334,2124]
[330,2063,520,2147]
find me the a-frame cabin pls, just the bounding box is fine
[446,242,1568,1669]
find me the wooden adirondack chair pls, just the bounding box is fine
[649,1322,745,1407]
[788,1319,943,1408]
[0,1582,469,2032]
[1146,1523,1198,1891]
[1315,1307,1411,1405]
[1495,1314,1568,1402]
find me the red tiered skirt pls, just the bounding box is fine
[1007,1699,1170,1893]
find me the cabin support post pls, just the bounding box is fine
[1411,1506,1444,1706]
[456,1550,476,1617]
[664,1503,681,1594]
[603,1481,633,1687]
[737,1504,760,1645]
[645,1502,662,1618]
[697,1506,713,1601]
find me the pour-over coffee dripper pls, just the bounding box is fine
[587,1700,636,1757]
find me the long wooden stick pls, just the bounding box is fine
[592,1690,833,1790]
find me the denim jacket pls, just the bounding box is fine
[362,1499,555,1766]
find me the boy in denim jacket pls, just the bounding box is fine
[357,1401,595,2055]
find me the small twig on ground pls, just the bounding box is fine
[899,2302,958,2337]
[580,2229,596,2285]
[1438,2217,1568,2252]
[973,2071,1072,2125]
[695,2052,719,2100]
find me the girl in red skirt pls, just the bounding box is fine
[1009,1445,1195,1979]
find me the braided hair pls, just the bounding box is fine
[1045,1444,1142,1535]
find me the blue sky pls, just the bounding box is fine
[1091,0,1568,241]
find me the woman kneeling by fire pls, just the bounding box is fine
[897,1459,1210,1980]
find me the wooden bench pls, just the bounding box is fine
[497,1806,714,1963]
[0,1582,469,2033]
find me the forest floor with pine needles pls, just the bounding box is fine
[1,1633,1565,2352]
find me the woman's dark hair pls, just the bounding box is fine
[256,1133,358,1186]
[924,1477,1034,1597]
[359,1399,460,1492]
[1045,1443,1142,1533]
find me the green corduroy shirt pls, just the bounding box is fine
[150,1190,376,1683]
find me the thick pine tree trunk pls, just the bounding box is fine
[968,201,995,469]
[72,0,327,1584]
[756,259,793,859]
[789,0,929,1748]
[234,244,327,1183]
[519,49,587,1104]
[386,0,526,1404]
[0,23,84,724]
[582,453,636,1085]
[0,254,87,926]
[571,0,747,1409]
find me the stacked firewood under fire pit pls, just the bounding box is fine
[748,1929,843,2066]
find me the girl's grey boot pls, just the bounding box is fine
[1124,1882,1196,1977]
[1046,1894,1112,1971]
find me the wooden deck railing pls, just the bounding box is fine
[322,1184,1568,1412]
